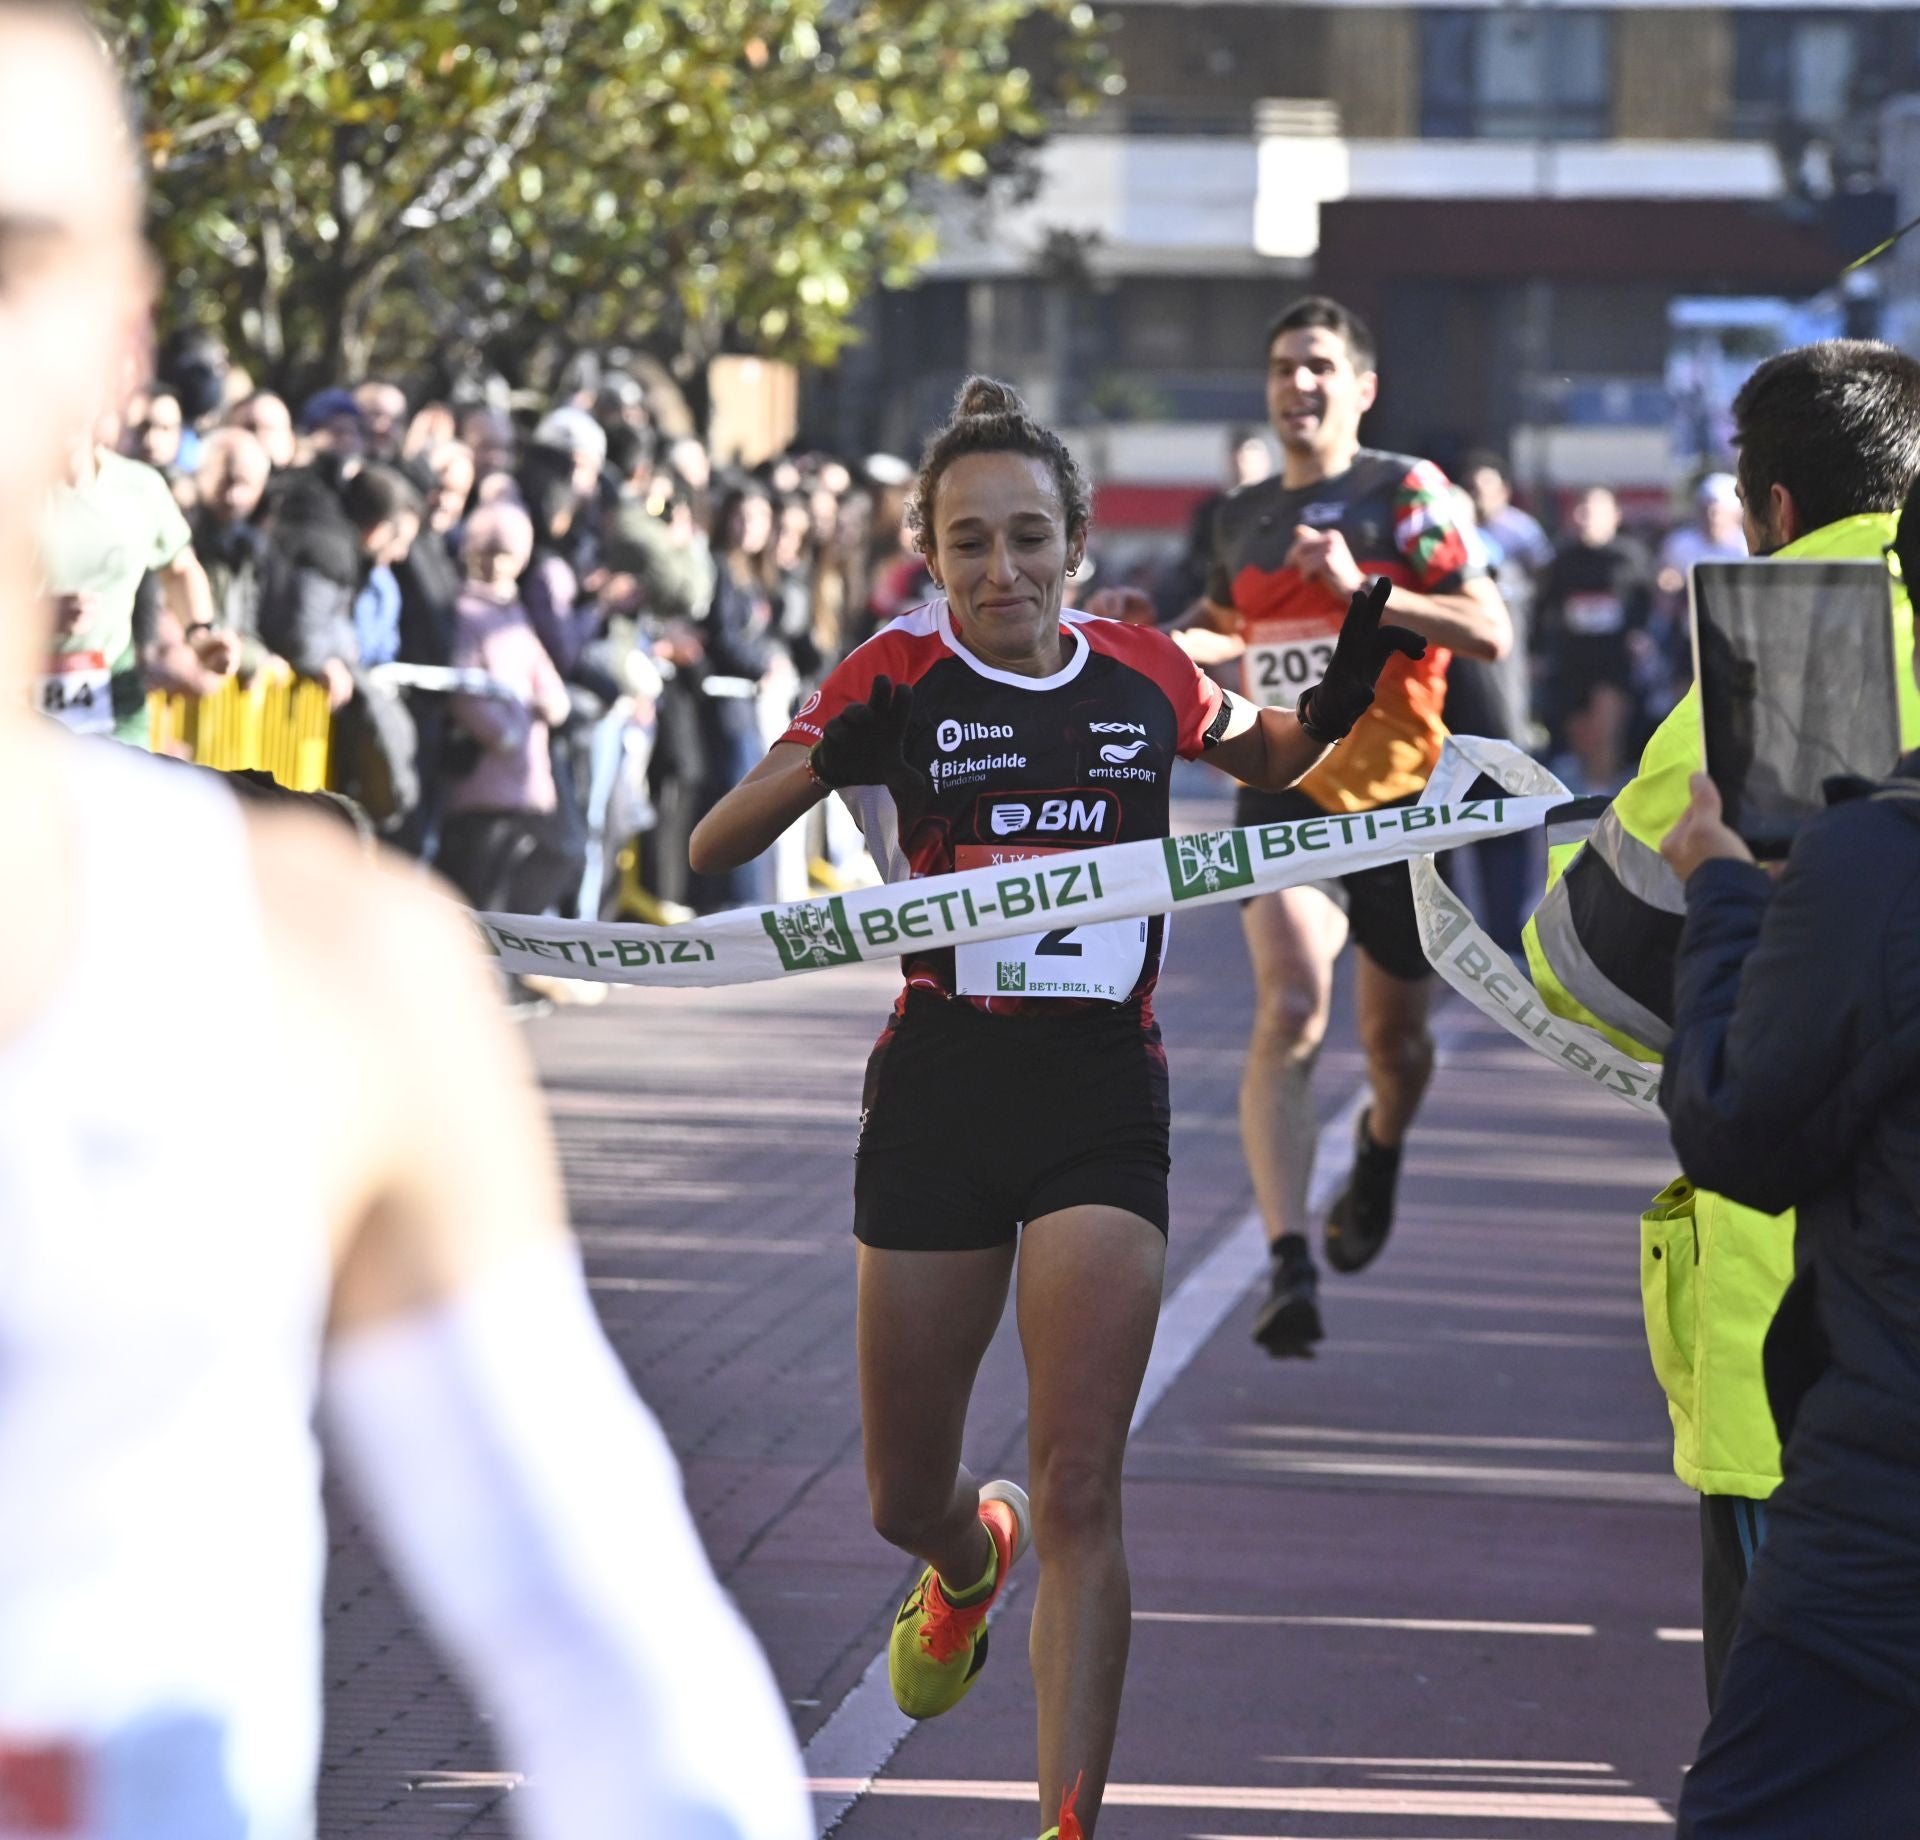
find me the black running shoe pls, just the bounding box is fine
[1323,1108,1403,1274]
[1252,1244,1323,1357]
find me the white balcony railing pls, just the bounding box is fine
[929,110,1788,274]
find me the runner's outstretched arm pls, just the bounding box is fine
[1206,699,1328,791]
[693,675,926,874]
[258,815,810,1840]
[690,743,826,874]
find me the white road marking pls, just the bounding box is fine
[1133,1447,1690,1504]
[806,1776,1672,1823]
[576,1228,824,1254]
[1266,1755,1616,1772]
[1232,1425,1668,1454]
[1369,1772,1636,1788]
[586,1276,739,1293]
[1137,1610,1595,1637]
[1657,1626,1706,1643]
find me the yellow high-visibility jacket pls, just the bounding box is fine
[1523,514,1919,1497]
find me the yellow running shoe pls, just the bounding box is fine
[886,1479,1030,1720]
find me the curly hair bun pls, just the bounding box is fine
[954,375,1026,420]
[908,372,1090,555]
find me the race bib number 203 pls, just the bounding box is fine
[1245,623,1336,709]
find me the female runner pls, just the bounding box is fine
[692,377,1420,1838]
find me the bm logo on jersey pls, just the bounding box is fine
[977,790,1119,844]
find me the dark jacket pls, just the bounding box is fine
[256,467,360,677]
[395,527,460,668]
[1663,753,1920,1708]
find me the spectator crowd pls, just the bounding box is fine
[47,334,947,1009]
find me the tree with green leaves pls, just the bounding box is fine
[112,0,1114,395]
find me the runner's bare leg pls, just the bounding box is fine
[1019,1204,1165,1836]
[1353,947,1434,1148]
[857,1243,1016,1588]
[1239,884,1349,1247]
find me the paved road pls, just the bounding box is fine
[317,817,1700,1838]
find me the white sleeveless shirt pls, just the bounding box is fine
[0,741,330,1840]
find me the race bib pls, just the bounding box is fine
[33,653,112,736]
[0,1739,84,1835]
[1563,592,1625,636]
[1245,623,1337,709]
[951,843,1146,1001]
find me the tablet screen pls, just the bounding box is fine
[1690,559,1900,858]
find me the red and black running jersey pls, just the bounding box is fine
[779,599,1234,1017]
[1206,448,1483,813]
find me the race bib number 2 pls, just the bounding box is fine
[1245,626,1336,709]
[951,843,1146,1001]
[34,652,112,736]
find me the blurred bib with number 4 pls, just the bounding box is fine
[33,651,112,736]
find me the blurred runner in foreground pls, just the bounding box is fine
[0,8,808,1837]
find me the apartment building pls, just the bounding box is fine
[813,2,1914,529]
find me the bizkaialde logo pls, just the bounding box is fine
[937,718,1013,753]
[1089,721,1146,737]
[931,751,1027,785]
[1099,738,1150,764]
[762,896,860,971]
[1163,829,1255,900]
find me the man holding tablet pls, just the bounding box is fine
[1523,339,1920,1707]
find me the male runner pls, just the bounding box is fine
[0,8,808,1835]
[1179,297,1511,1354]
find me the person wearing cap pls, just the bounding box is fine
[298,387,366,467]
[1644,474,1749,735]
[1659,471,1749,591]
[533,404,608,501]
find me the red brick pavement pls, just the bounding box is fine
[317,861,1700,1837]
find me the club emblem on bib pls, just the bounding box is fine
[1163,829,1255,900]
[763,896,860,970]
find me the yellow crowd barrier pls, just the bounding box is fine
[147,664,332,791]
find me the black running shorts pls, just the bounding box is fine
[854,991,1171,1252]
[1232,784,1433,984]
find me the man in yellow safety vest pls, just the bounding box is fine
[1523,339,1920,1708]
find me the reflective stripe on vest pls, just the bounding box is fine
[1531,871,1673,1056]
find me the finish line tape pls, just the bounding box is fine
[1409,737,1664,1117]
[472,734,1666,1116]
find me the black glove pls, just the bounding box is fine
[808,675,929,800]
[1296,576,1428,745]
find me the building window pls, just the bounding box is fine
[1420,10,1611,141]
[1734,12,1872,132]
